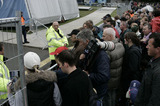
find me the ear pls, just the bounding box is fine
[156,47,160,53]
[63,62,69,67]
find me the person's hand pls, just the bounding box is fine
[79,54,85,60]
[96,38,103,48]
[7,82,12,94]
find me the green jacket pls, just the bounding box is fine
[0,55,10,100]
[46,26,68,60]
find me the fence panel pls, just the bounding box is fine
[0,11,27,106]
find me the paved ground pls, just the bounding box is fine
[0,7,116,49]
[23,7,116,48]
[0,7,116,69]
[3,43,49,70]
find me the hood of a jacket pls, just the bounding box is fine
[14,70,57,91]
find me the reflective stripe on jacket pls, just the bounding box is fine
[0,55,10,100]
[46,26,68,60]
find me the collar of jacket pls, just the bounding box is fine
[150,57,160,69]
[14,70,57,91]
[129,44,138,49]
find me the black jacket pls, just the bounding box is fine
[60,68,90,106]
[122,45,142,92]
[135,57,160,106]
[14,71,57,106]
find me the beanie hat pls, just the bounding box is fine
[126,80,141,104]
[24,52,41,69]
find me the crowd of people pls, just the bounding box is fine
[0,1,160,106]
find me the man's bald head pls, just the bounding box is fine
[103,28,116,41]
[52,21,59,31]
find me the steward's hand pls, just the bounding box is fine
[7,82,12,94]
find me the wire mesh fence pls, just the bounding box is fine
[0,12,27,106]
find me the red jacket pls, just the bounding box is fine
[150,16,160,33]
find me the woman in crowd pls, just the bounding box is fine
[7,52,61,106]
[120,32,142,105]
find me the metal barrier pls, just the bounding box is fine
[32,18,49,50]
[117,3,130,17]
[27,18,49,50]
[0,11,28,106]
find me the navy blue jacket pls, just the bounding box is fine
[89,50,110,98]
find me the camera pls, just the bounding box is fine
[82,40,100,72]
[81,39,115,72]
[97,40,115,51]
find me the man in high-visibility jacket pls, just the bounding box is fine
[0,43,10,105]
[46,21,68,67]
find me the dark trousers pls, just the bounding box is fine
[103,93,109,106]
[22,26,27,42]
[108,89,116,106]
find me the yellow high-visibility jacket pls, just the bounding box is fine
[46,26,68,60]
[0,55,10,100]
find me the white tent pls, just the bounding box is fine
[59,0,79,20]
[0,0,79,26]
[26,0,62,25]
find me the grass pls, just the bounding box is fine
[111,9,117,17]
[59,6,101,25]
[1,6,117,34]
[34,6,100,32]
[68,8,117,47]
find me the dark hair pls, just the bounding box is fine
[55,50,76,67]
[125,13,131,17]
[108,20,116,27]
[0,43,3,51]
[152,9,160,17]
[125,32,140,47]
[103,24,112,28]
[143,23,152,30]
[120,17,127,21]
[149,33,160,48]
[114,15,120,20]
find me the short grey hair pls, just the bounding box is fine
[76,29,95,42]
[104,28,116,39]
